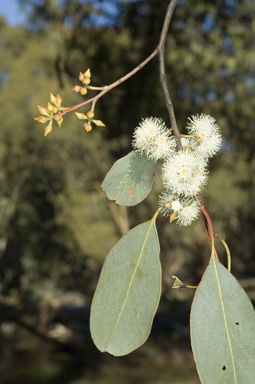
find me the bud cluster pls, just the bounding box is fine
[34,68,106,135]
[34,94,66,136]
[72,68,91,96]
[75,111,105,132]
[132,114,222,226]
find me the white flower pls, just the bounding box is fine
[148,132,175,160]
[175,199,200,226]
[162,151,208,196]
[181,137,192,151]
[133,118,160,151]
[158,192,200,226]
[132,117,176,160]
[171,199,183,212]
[187,114,222,159]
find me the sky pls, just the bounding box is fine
[0,0,119,27]
[0,0,27,25]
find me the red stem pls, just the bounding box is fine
[195,196,219,260]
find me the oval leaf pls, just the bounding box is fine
[90,219,161,356]
[191,256,255,384]
[102,151,156,206]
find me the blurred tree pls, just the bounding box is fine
[0,14,119,312]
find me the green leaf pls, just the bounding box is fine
[101,151,156,206]
[90,219,161,356]
[190,256,255,384]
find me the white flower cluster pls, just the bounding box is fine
[132,118,176,160]
[132,115,222,226]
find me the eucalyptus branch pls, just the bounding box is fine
[157,0,182,150]
[64,0,180,125]
[34,0,180,137]
[62,49,159,115]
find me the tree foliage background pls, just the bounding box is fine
[0,0,254,380]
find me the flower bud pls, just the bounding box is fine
[72,85,81,93]
[80,87,87,95]
[44,121,53,136]
[92,119,105,127]
[82,69,91,84]
[55,114,64,128]
[79,72,84,82]
[47,102,54,112]
[34,116,48,124]
[75,112,87,120]
[37,105,50,117]
[83,77,90,85]
[50,93,57,106]
[87,110,94,119]
[56,94,62,107]
[84,68,91,78]
[83,122,92,132]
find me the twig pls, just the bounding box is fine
[62,0,180,123]
[62,49,159,115]
[157,0,182,149]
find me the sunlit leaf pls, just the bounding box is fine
[190,256,255,384]
[102,151,156,206]
[90,219,161,356]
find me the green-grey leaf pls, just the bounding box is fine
[190,257,255,384]
[90,219,161,356]
[101,151,156,206]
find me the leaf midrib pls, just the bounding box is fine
[213,257,238,383]
[105,219,155,351]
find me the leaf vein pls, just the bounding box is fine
[213,257,238,383]
[105,219,155,350]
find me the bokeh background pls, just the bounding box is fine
[0,1,255,383]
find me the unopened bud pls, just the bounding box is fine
[50,93,57,106]
[37,105,50,117]
[79,72,84,82]
[72,85,81,93]
[83,122,92,132]
[80,87,87,95]
[55,114,63,128]
[47,102,54,112]
[34,116,48,124]
[75,112,87,120]
[83,77,90,85]
[92,119,105,127]
[84,68,91,78]
[54,113,62,121]
[81,69,91,84]
[44,121,53,136]
[86,110,94,119]
[56,94,62,107]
